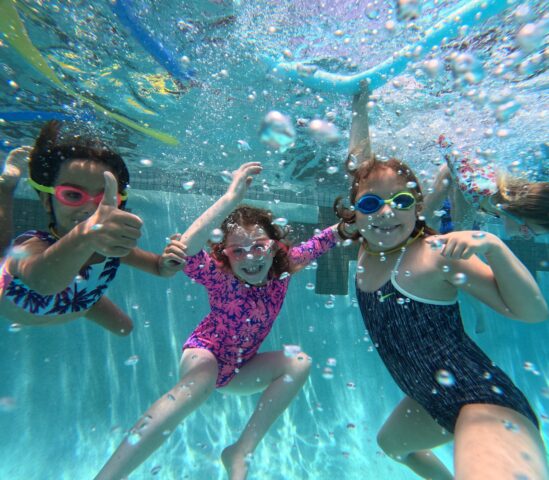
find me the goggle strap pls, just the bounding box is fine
[28,177,128,201]
[27,177,55,194]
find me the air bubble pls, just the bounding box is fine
[124,355,139,366]
[435,369,455,387]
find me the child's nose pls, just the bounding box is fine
[81,198,99,213]
[378,203,394,217]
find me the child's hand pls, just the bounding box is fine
[158,234,187,276]
[226,162,262,201]
[428,231,499,259]
[82,172,143,257]
[336,221,358,238]
[1,146,32,186]
[5,146,33,170]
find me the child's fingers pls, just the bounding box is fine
[167,237,186,251]
[461,247,474,259]
[440,238,457,257]
[164,243,187,260]
[239,161,262,169]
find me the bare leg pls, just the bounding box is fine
[377,396,454,480]
[454,404,548,480]
[86,296,133,336]
[94,349,219,480]
[219,350,312,480]
[0,147,31,254]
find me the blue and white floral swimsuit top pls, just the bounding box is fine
[0,230,120,316]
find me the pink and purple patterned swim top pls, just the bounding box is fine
[181,226,338,387]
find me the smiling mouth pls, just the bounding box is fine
[242,264,264,275]
[372,225,400,233]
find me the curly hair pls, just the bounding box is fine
[209,205,294,276]
[334,155,437,240]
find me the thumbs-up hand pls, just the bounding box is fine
[82,172,143,257]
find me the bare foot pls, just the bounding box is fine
[221,444,251,480]
[0,146,32,189]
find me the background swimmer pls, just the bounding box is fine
[424,135,549,240]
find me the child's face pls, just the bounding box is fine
[224,224,276,285]
[354,170,418,252]
[43,159,118,236]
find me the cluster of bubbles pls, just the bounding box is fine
[259,111,296,153]
[259,110,342,157]
[322,357,337,379]
[283,344,302,357]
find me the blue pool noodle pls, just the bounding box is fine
[267,0,513,94]
[111,0,194,82]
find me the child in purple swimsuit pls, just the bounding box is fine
[95,162,342,480]
[0,121,180,334]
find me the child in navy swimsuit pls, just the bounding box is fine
[0,121,180,334]
[334,90,549,480]
[95,162,343,480]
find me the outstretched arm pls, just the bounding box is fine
[179,162,262,257]
[349,87,372,160]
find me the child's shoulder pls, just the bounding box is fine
[14,229,54,245]
[409,236,449,273]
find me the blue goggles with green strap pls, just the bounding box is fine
[354,191,416,214]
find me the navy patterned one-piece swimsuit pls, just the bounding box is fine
[355,256,538,433]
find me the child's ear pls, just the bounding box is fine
[38,192,52,213]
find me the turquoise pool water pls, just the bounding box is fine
[1,1,548,479]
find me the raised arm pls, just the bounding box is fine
[348,87,372,161]
[289,225,339,274]
[179,162,262,257]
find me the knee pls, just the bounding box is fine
[180,357,218,397]
[117,321,133,336]
[284,352,312,384]
[377,429,405,461]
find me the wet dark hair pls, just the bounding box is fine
[210,205,294,276]
[334,154,437,241]
[495,177,549,230]
[29,121,130,207]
